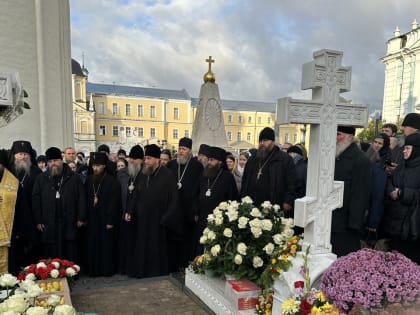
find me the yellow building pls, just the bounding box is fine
[71,59,304,154]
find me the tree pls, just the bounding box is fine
[357,119,383,143]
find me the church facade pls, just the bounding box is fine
[381,19,420,124]
[71,59,303,155]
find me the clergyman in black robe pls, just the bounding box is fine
[85,152,121,276]
[126,144,182,278]
[195,146,238,256]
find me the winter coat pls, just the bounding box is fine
[333,142,372,232]
[32,164,87,242]
[383,155,420,240]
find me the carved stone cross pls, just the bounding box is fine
[276,49,368,254]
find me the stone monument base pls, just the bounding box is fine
[185,269,255,315]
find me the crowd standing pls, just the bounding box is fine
[1,117,419,277]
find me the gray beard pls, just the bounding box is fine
[177,155,190,165]
[142,165,155,176]
[128,163,141,178]
[336,140,352,158]
[14,159,31,176]
[49,165,63,177]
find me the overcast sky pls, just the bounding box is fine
[70,0,420,112]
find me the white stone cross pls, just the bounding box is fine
[276,49,369,254]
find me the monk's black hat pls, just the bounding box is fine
[45,147,62,161]
[337,125,356,135]
[144,144,161,159]
[198,144,210,156]
[129,145,144,160]
[90,152,107,165]
[259,127,275,141]
[287,145,303,156]
[11,140,32,154]
[97,144,110,154]
[207,146,226,161]
[179,137,192,149]
[402,113,420,130]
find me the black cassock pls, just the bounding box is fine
[127,166,181,278]
[85,173,121,276]
[195,169,238,255]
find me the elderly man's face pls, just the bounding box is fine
[14,152,30,162]
[402,125,418,137]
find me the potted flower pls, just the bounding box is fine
[320,248,420,313]
[198,196,301,289]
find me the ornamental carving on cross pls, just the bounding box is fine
[276,49,368,254]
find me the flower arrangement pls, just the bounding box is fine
[320,248,420,313]
[0,273,76,315]
[281,247,345,315]
[18,258,80,282]
[198,197,300,289]
[255,288,274,315]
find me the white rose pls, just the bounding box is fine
[252,256,264,268]
[227,210,238,222]
[263,243,275,255]
[251,226,262,238]
[26,283,44,298]
[250,207,262,218]
[51,261,60,269]
[273,204,281,212]
[219,202,228,210]
[46,294,61,306]
[234,254,243,265]
[1,311,20,315]
[237,242,247,255]
[210,244,221,256]
[285,228,294,238]
[237,216,249,229]
[241,196,253,204]
[261,201,272,208]
[273,234,283,245]
[249,218,261,228]
[4,295,28,313]
[19,279,35,291]
[261,219,273,231]
[199,235,208,244]
[223,228,233,238]
[26,306,49,315]
[36,262,47,269]
[207,230,216,241]
[229,200,239,210]
[25,273,36,281]
[203,227,210,235]
[53,304,76,315]
[66,267,76,277]
[50,269,60,278]
[0,273,17,287]
[207,214,215,223]
[281,217,294,226]
[214,215,223,226]
[213,208,222,216]
[13,288,26,296]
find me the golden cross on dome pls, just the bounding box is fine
[206,56,215,72]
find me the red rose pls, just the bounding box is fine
[294,281,305,289]
[300,299,312,315]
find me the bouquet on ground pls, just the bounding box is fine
[18,258,80,282]
[320,248,420,313]
[0,272,76,314]
[198,196,302,289]
[281,246,345,315]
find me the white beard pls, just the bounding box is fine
[336,140,352,158]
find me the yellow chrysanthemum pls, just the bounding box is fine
[291,244,297,250]
[281,254,289,261]
[281,298,298,313]
[316,291,326,302]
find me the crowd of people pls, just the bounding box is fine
[1,118,419,277]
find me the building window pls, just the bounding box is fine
[112,103,118,115]
[238,116,243,123]
[248,116,252,124]
[267,117,272,124]
[228,115,233,123]
[98,102,105,114]
[258,116,262,124]
[137,105,143,117]
[247,132,252,141]
[99,125,106,136]
[125,104,131,116]
[126,127,131,137]
[284,133,289,143]
[184,130,190,138]
[112,126,119,137]
[237,132,242,141]
[75,81,82,101]
[138,127,144,137]
[150,105,156,118]
[173,129,179,139]
[227,131,232,141]
[150,128,156,138]
[173,107,179,120]
[293,134,297,143]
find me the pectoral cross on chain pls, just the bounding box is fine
[257,169,263,180]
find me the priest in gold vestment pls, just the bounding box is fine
[0,149,18,273]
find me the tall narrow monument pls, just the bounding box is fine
[0,0,73,152]
[191,56,227,152]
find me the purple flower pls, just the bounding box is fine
[320,249,420,312]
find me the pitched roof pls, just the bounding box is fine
[71,59,85,77]
[86,82,191,100]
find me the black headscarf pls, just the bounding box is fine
[374,133,392,163]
